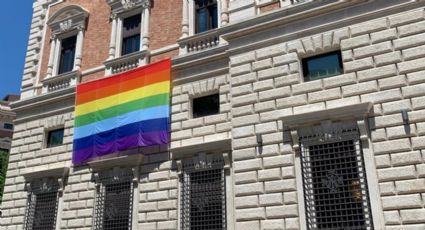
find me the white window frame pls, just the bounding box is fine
[181,0,229,37]
[46,5,88,78]
[107,0,151,60]
[284,102,385,230]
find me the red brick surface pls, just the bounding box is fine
[38,0,183,90]
[260,1,281,14]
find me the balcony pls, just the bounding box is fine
[41,70,79,93]
[104,50,149,75]
[178,29,224,55]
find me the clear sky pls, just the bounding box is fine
[0,1,33,99]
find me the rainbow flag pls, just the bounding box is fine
[72,59,171,164]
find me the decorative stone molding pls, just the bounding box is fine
[107,0,151,14]
[176,152,231,174]
[22,166,70,194]
[47,5,89,36]
[285,102,373,152]
[171,138,231,160]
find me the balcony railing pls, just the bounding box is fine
[104,50,148,75]
[41,70,79,93]
[178,29,223,55]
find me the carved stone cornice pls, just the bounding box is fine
[47,5,89,36]
[107,0,151,14]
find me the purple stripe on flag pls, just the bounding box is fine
[72,130,169,164]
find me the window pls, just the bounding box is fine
[302,51,343,81]
[180,158,226,230]
[195,0,218,33]
[24,179,60,230]
[46,129,64,148]
[58,36,77,74]
[94,170,134,230]
[300,128,373,229]
[192,94,219,118]
[121,14,141,56]
[3,123,13,130]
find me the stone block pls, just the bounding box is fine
[342,81,378,97]
[259,193,283,206]
[265,204,298,218]
[396,179,425,194]
[394,33,425,50]
[350,18,387,36]
[353,41,392,58]
[382,194,422,210]
[377,165,416,182]
[235,195,259,208]
[235,182,264,196]
[400,209,425,224]
[357,64,397,82]
[234,158,262,172]
[344,57,374,72]
[264,179,296,192]
[258,168,281,181]
[341,34,370,50]
[371,28,397,43]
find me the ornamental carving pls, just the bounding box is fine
[121,0,150,10]
[59,19,73,32]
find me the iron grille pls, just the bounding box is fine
[300,129,373,230]
[181,158,226,230]
[24,179,60,230]
[94,169,134,230]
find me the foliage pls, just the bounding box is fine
[0,149,10,205]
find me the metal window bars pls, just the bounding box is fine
[180,157,226,230]
[24,178,60,230]
[94,168,134,230]
[300,128,374,230]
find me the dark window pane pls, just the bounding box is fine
[3,123,13,130]
[192,94,219,118]
[47,129,64,148]
[122,34,140,56]
[302,51,343,81]
[122,14,141,56]
[195,0,218,33]
[58,36,77,74]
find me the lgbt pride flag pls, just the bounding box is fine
[72,59,171,164]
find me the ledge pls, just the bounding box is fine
[171,138,232,159]
[282,102,373,128]
[88,154,144,172]
[22,166,70,180]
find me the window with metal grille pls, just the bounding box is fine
[192,94,219,118]
[300,128,374,230]
[195,0,218,33]
[94,169,134,230]
[180,158,226,230]
[122,14,141,55]
[24,179,60,230]
[58,35,77,74]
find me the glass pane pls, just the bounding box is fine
[123,14,141,31]
[122,34,140,55]
[47,129,64,148]
[303,51,343,81]
[3,123,13,130]
[192,94,219,118]
[197,8,208,33]
[209,3,218,29]
[58,36,77,74]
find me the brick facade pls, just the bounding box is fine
[3,0,425,230]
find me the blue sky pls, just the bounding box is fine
[0,1,33,99]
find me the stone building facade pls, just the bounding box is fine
[0,95,19,152]
[2,0,425,229]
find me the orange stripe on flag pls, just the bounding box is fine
[76,70,170,105]
[76,59,171,95]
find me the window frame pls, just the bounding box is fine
[120,13,142,56]
[191,93,220,118]
[3,123,13,130]
[194,0,219,34]
[57,35,78,75]
[301,50,343,82]
[46,5,88,78]
[283,104,386,230]
[45,128,65,148]
[93,167,136,230]
[188,0,223,36]
[298,125,374,229]
[176,152,234,230]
